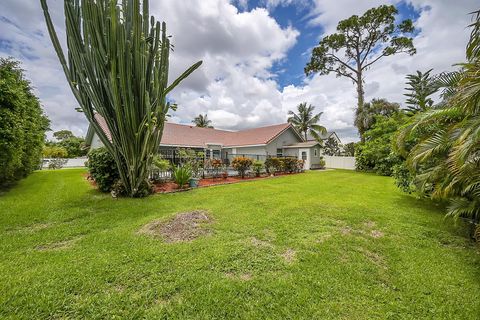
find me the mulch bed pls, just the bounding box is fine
[153,172,299,194]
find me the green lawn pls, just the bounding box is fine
[1,169,479,319]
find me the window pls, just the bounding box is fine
[301,151,307,160]
[276,148,283,157]
[314,148,318,157]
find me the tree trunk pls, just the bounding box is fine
[356,70,365,142]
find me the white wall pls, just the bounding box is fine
[323,156,355,170]
[42,157,87,168]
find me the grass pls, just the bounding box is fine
[1,169,479,319]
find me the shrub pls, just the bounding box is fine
[265,157,281,175]
[48,158,68,169]
[43,145,68,158]
[282,157,297,173]
[296,159,305,172]
[231,156,253,178]
[86,147,120,192]
[152,155,171,171]
[252,160,264,177]
[318,157,326,169]
[173,165,192,188]
[0,58,49,189]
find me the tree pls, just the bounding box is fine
[356,113,405,176]
[53,130,75,141]
[305,5,415,128]
[0,58,49,188]
[323,137,340,156]
[41,0,202,197]
[354,98,400,141]
[404,69,438,115]
[397,11,480,239]
[192,114,213,128]
[43,145,68,158]
[343,142,355,157]
[288,102,326,141]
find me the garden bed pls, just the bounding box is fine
[153,172,299,193]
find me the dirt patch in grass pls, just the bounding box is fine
[8,222,53,234]
[225,272,253,281]
[139,210,212,243]
[370,230,384,238]
[341,226,352,235]
[35,236,83,251]
[281,248,297,263]
[250,237,274,248]
[364,221,376,228]
[360,248,387,270]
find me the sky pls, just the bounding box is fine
[0,0,478,143]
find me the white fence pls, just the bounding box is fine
[323,156,355,170]
[42,157,87,169]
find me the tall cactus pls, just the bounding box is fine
[40,0,202,197]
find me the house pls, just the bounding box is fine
[85,115,325,169]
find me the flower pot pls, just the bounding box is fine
[189,178,200,188]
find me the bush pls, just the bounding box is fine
[355,114,405,176]
[173,165,192,188]
[86,147,120,192]
[231,156,253,178]
[43,145,68,158]
[318,157,326,169]
[48,158,68,170]
[252,160,264,177]
[296,159,305,172]
[265,157,281,175]
[282,157,297,173]
[0,58,49,188]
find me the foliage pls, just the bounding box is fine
[47,158,68,170]
[343,142,355,156]
[53,130,75,141]
[265,157,282,175]
[354,98,400,141]
[41,0,202,197]
[305,5,415,114]
[192,114,213,128]
[252,160,264,177]
[0,58,49,188]
[152,155,171,171]
[43,146,68,158]
[318,157,326,169]
[86,147,119,192]
[404,69,438,115]
[282,157,298,173]
[178,148,204,178]
[323,137,341,156]
[287,102,326,140]
[206,158,223,178]
[231,156,253,178]
[172,165,192,188]
[355,113,405,176]
[396,11,480,235]
[46,130,88,158]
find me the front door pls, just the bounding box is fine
[298,148,310,170]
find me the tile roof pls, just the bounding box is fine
[89,114,300,148]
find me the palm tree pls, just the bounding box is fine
[288,102,326,141]
[398,10,480,239]
[192,114,213,128]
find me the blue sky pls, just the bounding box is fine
[0,0,477,142]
